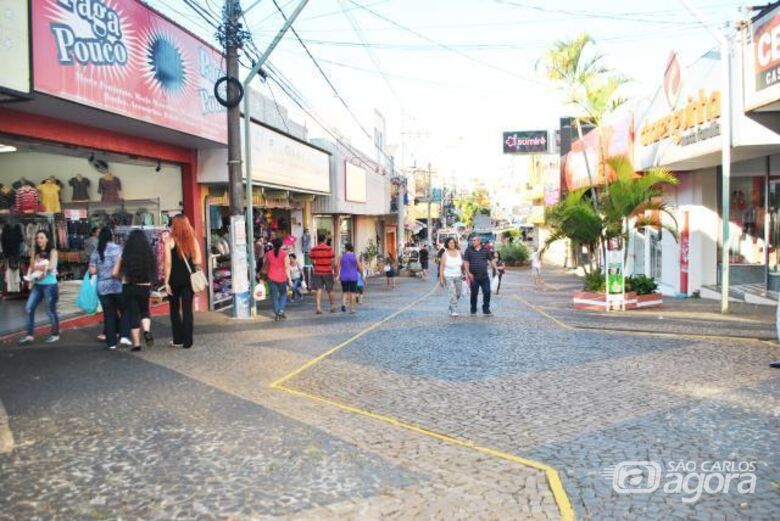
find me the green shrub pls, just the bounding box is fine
[583,269,606,292]
[625,274,658,295]
[498,242,530,265]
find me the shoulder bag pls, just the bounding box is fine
[183,253,208,293]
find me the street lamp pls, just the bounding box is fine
[679,0,732,313]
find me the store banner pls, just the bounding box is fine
[744,5,780,110]
[0,0,31,97]
[503,131,549,154]
[345,162,367,203]
[32,0,226,143]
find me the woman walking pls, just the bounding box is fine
[89,227,125,350]
[385,254,397,289]
[492,250,506,295]
[113,230,156,351]
[263,238,291,321]
[438,237,465,317]
[337,243,362,314]
[19,230,60,344]
[164,215,202,349]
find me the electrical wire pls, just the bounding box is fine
[266,79,292,134]
[271,0,394,165]
[494,0,711,25]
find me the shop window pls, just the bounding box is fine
[314,215,334,245]
[725,176,766,265]
[339,217,353,250]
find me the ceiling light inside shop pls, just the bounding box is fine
[0,144,17,153]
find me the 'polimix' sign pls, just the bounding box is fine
[32,0,227,143]
[503,130,548,154]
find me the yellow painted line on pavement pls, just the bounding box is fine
[271,284,576,521]
[513,295,576,330]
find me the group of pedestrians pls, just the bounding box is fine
[438,235,500,317]
[262,233,365,318]
[20,215,201,351]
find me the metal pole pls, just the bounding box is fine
[397,175,406,259]
[679,0,731,313]
[242,0,309,316]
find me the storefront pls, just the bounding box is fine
[198,121,330,311]
[634,40,780,298]
[0,0,227,336]
[311,139,392,261]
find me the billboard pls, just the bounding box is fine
[744,5,780,110]
[345,162,367,203]
[32,0,227,143]
[0,0,30,98]
[503,130,549,154]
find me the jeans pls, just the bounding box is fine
[26,283,59,336]
[169,285,194,347]
[269,281,288,315]
[469,276,491,314]
[445,277,462,313]
[98,292,125,347]
[291,278,303,300]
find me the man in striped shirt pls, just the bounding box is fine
[309,234,336,314]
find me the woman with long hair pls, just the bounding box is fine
[164,214,202,348]
[337,243,363,314]
[89,227,126,350]
[438,237,465,317]
[113,230,156,351]
[19,230,60,344]
[263,237,291,321]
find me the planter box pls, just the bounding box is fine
[632,292,663,309]
[573,291,637,311]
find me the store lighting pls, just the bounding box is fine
[0,144,17,153]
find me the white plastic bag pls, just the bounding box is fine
[253,283,267,301]
[490,275,499,293]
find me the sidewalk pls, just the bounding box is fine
[508,268,778,341]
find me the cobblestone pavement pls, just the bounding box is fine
[0,271,778,520]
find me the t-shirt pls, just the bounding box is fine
[339,252,359,282]
[463,246,492,279]
[419,249,429,262]
[309,242,335,275]
[69,177,91,201]
[264,250,288,283]
[98,176,122,202]
[90,242,122,295]
[37,182,62,213]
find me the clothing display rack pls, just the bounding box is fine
[0,214,57,299]
[113,225,169,287]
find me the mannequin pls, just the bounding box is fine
[12,177,35,189]
[37,176,62,213]
[98,171,122,203]
[69,173,91,202]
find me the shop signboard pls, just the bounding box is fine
[635,49,721,170]
[345,162,367,203]
[503,131,548,154]
[744,5,780,110]
[0,0,31,98]
[31,0,227,143]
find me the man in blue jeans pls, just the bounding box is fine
[463,235,497,316]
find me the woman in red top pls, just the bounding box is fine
[263,238,292,321]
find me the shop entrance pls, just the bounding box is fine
[0,139,184,336]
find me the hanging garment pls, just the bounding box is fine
[0,187,15,212]
[98,176,122,202]
[37,181,62,213]
[68,177,91,201]
[5,267,21,293]
[15,186,40,213]
[1,224,23,259]
[12,179,35,189]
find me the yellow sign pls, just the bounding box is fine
[0,0,30,95]
[640,89,720,146]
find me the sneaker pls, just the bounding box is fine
[96,334,106,342]
[107,345,117,350]
[483,311,493,317]
[19,336,34,345]
[451,311,460,317]
[143,331,154,348]
[279,312,287,320]
[274,314,280,322]
[44,335,60,343]
[169,341,184,348]
[120,337,132,346]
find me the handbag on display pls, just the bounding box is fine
[183,255,208,293]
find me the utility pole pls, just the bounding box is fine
[221,0,250,318]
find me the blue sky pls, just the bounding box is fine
[149,0,748,182]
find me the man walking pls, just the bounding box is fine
[463,235,497,316]
[309,234,336,314]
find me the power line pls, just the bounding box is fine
[266,79,291,134]
[271,0,393,165]
[344,0,544,86]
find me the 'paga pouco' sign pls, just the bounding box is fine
[32,0,227,143]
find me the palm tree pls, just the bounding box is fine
[544,189,603,273]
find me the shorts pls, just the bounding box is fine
[385,269,396,278]
[421,260,429,270]
[311,274,334,291]
[341,280,358,293]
